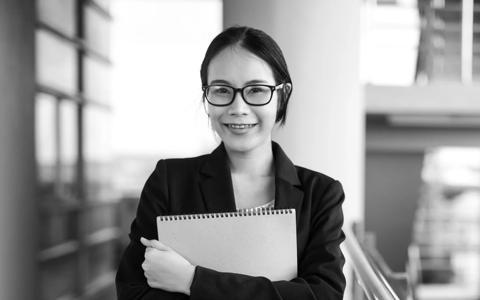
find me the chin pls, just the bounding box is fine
[225,143,254,153]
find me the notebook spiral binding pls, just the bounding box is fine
[158,208,295,222]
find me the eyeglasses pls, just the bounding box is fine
[202,83,284,106]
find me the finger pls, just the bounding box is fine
[141,237,170,251]
[148,239,170,251]
[140,237,161,249]
[143,246,158,262]
[140,237,151,247]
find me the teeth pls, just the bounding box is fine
[228,124,255,129]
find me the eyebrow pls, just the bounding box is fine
[209,79,271,85]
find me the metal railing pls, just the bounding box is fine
[344,224,413,300]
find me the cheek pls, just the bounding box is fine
[264,100,279,126]
[264,112,277,128]
[208,109,225,129]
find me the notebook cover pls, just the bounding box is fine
[156,209,297,281]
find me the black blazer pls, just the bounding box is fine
[116,142,346,300]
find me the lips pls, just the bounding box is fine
[224,123,257,129]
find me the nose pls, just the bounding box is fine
[227,90,250,115]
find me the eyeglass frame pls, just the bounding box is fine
[202,83,285,107]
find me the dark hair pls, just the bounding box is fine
[200,26,293,125]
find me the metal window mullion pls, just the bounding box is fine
[424,3,436,82]
[461,0,474,83]
[54,97,62,197]
[75,0,89,298]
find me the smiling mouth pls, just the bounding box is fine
[225,123,257,129]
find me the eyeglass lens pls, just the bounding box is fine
[206,85,272,105]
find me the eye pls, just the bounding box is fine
[246,86,269,95]
[211,86,232,95]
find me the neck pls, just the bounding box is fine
[225,142,274,176]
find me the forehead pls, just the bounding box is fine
[207,46,275,84]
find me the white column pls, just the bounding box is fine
[224,0,364,225]
[0,0,38,299]
[224,3,364,298]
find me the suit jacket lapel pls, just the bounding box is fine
[199,143,237,213]
[272,142,304,222]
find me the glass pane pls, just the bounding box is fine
[35,93,57,196]
[83,56,111,105]
[84,205,116,235]
[59,100,78,197]
[88,242,116,284]
[110,0,222,158]
[474,56,480,81]
[37,0,76,37]
[40,253,77,300]
[84,107,112,200]
[39,210,77,249]
[473,31,480,81]
[36,29,77,95]
[84,6,111,57]
[92,0,111,13]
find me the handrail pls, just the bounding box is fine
[343,225,412,300]
[363,235,411,300]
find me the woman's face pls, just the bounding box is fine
[206,46,278,155]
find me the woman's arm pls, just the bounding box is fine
[116,160,189,300]
[189,180,346,300]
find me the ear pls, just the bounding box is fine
[283,83,292,97]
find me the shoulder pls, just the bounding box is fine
[294,165,345,205]
[295,165,342,189]
[295,165,338,186]
[153,153,210,177]
[160,153,210,169]
[272,141,344,199]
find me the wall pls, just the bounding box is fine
[0,0,37,299]
[223,0,364,225]
[365,151,424,271]
[223,1,364,299]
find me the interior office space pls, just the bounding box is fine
[1,0,479,299]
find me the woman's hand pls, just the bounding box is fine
[140,237,196,295]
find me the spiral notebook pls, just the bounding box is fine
[156,209,297,281]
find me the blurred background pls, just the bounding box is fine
[1,0,480,299]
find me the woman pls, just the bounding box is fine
[116,26,346,299]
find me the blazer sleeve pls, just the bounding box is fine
[115,160,189,300]
[189,180,346,300]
